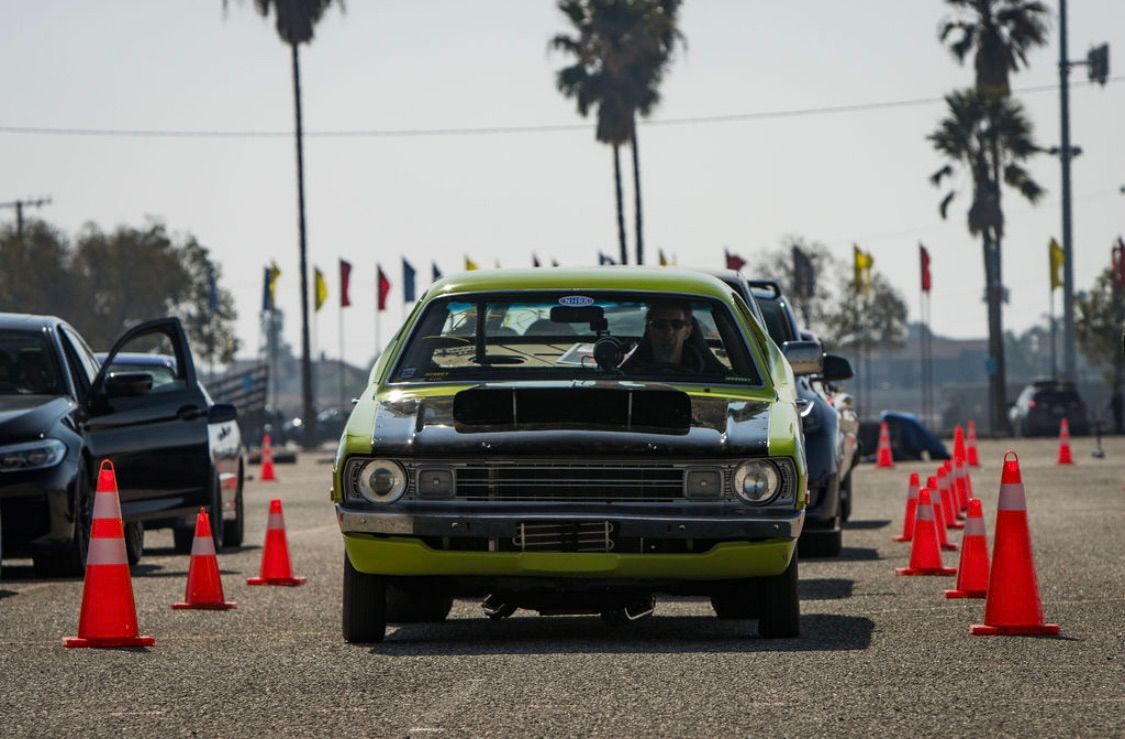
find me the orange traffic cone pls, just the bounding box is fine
[928,475,957,552]
[952,458,970,517]
[260,433,277,482]
[173,508,235,610]
[876,421,894,468]
[247,499,306,586]
[64,460,155,648]
[971,452,1060,636]
[945,498,990,599]
[967,420,981,467]
[1056,419,1074,465]
[893,472,921,542]
[953,424,966,465]
[896,487,956,576]
[937,466,964,530]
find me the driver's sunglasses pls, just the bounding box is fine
[647,318,688,330]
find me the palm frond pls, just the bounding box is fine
[930,164,954,186]
[939,191,956,219]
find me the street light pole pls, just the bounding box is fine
[1059,0,1077,381]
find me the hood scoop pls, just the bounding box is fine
[451,386,692,434]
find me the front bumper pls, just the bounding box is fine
[336,505,803,540]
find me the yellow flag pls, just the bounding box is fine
[465,256,478,271]
[314,267,328,311]
[1048,238,1064,290]
[852,245,874,296]
[267,260,281,304]
[658,249,668,266]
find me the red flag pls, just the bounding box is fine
[376,264,391,312]
[339,259,352,307]
[724,248,746,272]
[919,244,931,293]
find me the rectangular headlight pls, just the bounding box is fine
[684,468,723,499]
[416,466,454,499]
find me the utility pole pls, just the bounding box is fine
[0,197,52,239]
[1058,0,1110,380]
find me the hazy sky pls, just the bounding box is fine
[3,1,1123,367]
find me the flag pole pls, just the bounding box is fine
[339,300,345,411]
[1050,288,1057,380]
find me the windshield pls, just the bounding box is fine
[390,292,762,386]
[0,330,65,396]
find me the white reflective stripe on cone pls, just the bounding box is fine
[86,536,128,566]
[917,503,934,521]
[92,490,123,521]
[907,486,918,500]
[191,535,217,557]
[267,512,285,530]
[997,483,1027,511]
[964,515,987,536]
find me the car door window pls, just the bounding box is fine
[59,328,99,395]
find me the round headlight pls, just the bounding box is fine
[733,460,780,503]
[356,458,407,504]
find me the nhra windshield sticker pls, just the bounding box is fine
[558,295,595,307]
[400,368,416,379]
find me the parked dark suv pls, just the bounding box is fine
[1009,380,1089,437]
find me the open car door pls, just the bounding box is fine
[83,318,211,521]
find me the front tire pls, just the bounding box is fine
[33,459,91,578]
[124,521,144,566]
[710,580,759,619]
[758,552,800,639]
[343,554,387,643]
[798,527,842,558]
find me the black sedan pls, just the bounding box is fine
[0,314,241,577]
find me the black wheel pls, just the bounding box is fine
[34,459,91,578]
[207,470,224,550]
[221,468,244,548]
[386,582,453,623]
[343,554,387,643]
[124,521,144,566]
[758,552,800,639]
[710,580,759,619]
[798,528,842,558]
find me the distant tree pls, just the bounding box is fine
[551,0,683,265]
[928,88,1042,434]
[0,220,73,318]
[939,0,1049,96]
[1075,268,1125,396]
[68,223,192,349]
[823,272,908,356]
[225,0,343,446]
[173,237,240,368]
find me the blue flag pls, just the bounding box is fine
[403,258,417,302]
[432,261,442,283]
[207,263,219,312]
[261,266,272,312]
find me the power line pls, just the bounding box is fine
[1,76,1119,141]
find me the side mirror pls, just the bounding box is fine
[208,402,238,424]
[821,354,854,382]
[105,372,154,397]
[782,340,823,375]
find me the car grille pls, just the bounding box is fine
[409,461,726,502]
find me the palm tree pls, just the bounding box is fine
[929,89,1043,434]
[225,0,341,448]
[551,0,682,266]
[939,0,1050,96]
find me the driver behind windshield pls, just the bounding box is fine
[623,301,727,375]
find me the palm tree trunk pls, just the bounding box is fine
[613,143,628,265]
[989,139,1011,436]
[291,42,316,447]
[632,125,644,265]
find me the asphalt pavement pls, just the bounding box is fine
[1,437,1123,737]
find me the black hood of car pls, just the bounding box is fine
[0,395,73,443]
[370,382,772,458]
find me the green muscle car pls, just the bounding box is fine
[333,268,812,642]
